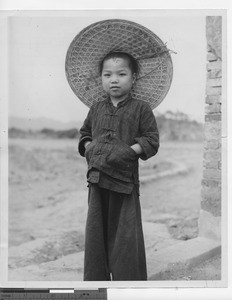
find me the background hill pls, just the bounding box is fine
[9,117,82,131]
[155,111,204,141]
[8,111,204,142]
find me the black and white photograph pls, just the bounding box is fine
[0,4,229,296]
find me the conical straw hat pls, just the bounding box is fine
[65,19,173,109]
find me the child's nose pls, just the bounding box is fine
[110,76,119,83]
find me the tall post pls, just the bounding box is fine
[198,16,222,240]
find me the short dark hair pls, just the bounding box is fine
[99,51,140,76]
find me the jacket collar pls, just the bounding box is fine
[107,94,132,108]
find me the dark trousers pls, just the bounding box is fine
[84,184,147,281]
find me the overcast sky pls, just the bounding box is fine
[8,10,208,123]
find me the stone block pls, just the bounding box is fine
[204,139,221,150]
[207,69,222,79]
[206,16,222,59]
[218,160,222,170]
[206,95,221,104]
[204,150,221,162]
[203,159,220,169]
[204,121,221,139]
[205,103,221,114]
[206,86,221,95]
[201,188,221,214]
[205,114,221,122]
[203,169,221,180]
[207,60,222,71]
[207,78,222,87]
[202,180,221,194]
[202,178,221,189]
[207,52,218,61]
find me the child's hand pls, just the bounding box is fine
[106,142,139,171]
[130,144,143,155]
[84,141,94,163]
[84,141,92,149]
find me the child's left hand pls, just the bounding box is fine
[130,144,143,155]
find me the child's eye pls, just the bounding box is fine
[103,74,110,77]
[120,73,126,76]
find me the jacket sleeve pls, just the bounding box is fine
[78,108,93,157]
[134,103,159,161]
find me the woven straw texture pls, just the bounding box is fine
[65,19,173,109]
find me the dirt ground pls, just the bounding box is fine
[8,138,212,280]
[156,252,221,281]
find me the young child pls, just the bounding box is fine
[78,51,159,281]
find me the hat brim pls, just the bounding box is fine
[65,19,173,109]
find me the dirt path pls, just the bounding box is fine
[8,139,204,279]
[140,142,203,240]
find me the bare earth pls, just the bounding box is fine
[8,138,212,280]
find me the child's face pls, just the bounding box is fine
[101,57,136,101]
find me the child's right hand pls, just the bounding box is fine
[84,141,92,149]
[84,141,94,163]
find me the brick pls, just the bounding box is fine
[206,16,222,60]
[203,160,220,169]
[203,193,221,202]
[201,196,221,216]
[202,179,221,188]
[207,78,222,87]
[201,187,221,202]
[207,44,212,52]
[207,60,222,71]
[207,52,218,61]
[205,114,221,122]
[204,150,221,162]
[201,182,221,216]
[205,103,221,114]
[201,186,221,198]
[207,69,222,78]
[202,181,221,193]
[206,86,221,95]
[206,95,221,104]
[203,169,221,180]
[204,121,221,139]
[204,139,221,150]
